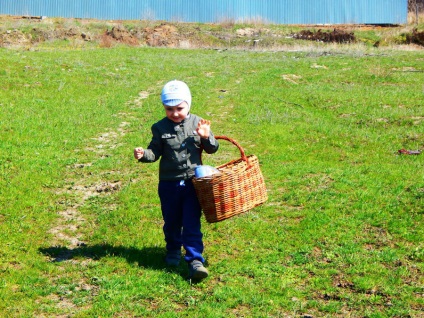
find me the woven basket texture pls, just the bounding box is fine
[192,136,267,223]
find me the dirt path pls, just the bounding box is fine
[40,90,151,316]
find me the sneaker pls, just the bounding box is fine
[188,260,209,280]
[165,250,181,267]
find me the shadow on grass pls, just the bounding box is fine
[39,244,175,271]
[39,244,211,283]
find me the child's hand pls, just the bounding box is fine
[134,147,144,160]
[196,119,211,139]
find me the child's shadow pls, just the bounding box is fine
[38,244,187,277]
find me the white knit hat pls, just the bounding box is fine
[161,80,192,108]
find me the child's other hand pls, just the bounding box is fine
[196,119,211,139]
[134,147,144,159]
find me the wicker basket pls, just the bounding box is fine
[192,136,268,223]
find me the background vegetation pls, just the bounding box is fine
[0,11,424,51]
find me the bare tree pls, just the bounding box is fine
[408,0,424,12]
[408,0,424,24]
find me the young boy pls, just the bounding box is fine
[134,80,219,280]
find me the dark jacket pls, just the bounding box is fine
[139,114,219,181]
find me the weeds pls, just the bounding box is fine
[1,15,424,50]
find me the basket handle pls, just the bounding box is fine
[200,135,249,165]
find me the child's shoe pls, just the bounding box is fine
[188,260,209,280]
[165,250,181,267]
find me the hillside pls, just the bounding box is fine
[1,14,423,50]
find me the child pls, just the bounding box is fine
[134,80,219,280]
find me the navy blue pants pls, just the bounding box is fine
[158,179,204,263]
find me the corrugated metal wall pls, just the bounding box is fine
[0,0,408,24]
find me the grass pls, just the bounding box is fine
[0,40,423,317]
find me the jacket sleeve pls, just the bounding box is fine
[201,132,219,154]
[138,124,162,163]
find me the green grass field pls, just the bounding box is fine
[0,42,423,317]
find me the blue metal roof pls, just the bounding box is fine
[0,0,408,24]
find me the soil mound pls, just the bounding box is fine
[145,23,179,47]
[407,28,424,46]
[106,25,139,46]
[0,29,31,47]
[293,29,356,43]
